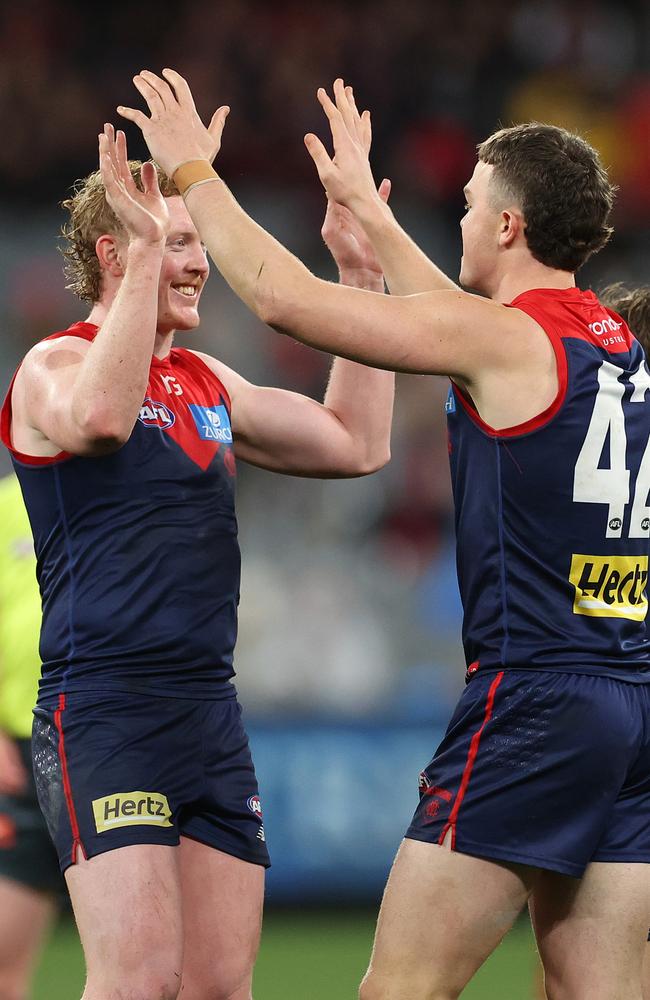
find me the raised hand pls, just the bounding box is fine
[305,79,386,216]
[322,180,391,280]
[117,68,229,179]
[99,123,169,245]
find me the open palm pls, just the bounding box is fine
[99,124,169,245]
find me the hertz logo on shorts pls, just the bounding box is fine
[92,791,173,834]
[569,554,648,621]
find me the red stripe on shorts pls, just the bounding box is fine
[438,670,504,849]
[54,693,86,863]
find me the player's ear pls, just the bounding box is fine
[95,234,126,277]
[498,208,522,249]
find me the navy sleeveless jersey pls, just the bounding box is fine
[1,322,241,700]
[446,287,650,682]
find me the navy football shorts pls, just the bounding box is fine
[32,692,270,873]
[406,669,650,877]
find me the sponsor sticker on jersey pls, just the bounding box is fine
[569,554,648,621]
[138,398,175,429]
[587,316,628,352]
[188,404,233,443]
[444,386,456,414]
[92,791,173,833]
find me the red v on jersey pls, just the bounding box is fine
[146,356,233,473]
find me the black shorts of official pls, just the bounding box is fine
[32,692,270,874]
[0,737,66,896]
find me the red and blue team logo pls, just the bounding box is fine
[138,398,175,429]
[247,794,263,819]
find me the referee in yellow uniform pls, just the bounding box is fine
[0,472,66,999]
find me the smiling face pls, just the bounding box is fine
[458,160,505,296]
[155,196,210,334]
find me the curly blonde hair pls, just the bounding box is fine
[60,161,178,303]
[600,282,650,356]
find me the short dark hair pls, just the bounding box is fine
[60,161,177,303]
[478,123,615,273]
[600,282,650,355]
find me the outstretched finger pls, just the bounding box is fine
[316,87,347,147]
[140,160,161,197]
[333,78,356,136]
[115,130,137,193]
[304,132,334,183]
[207,106,230,154]
[345,86,365,143]
[100,125,119,174]
[116,104,150,130]
[361,109,372,155]
[133,74,166,116]
[378,177,391,203]
[98,132,121,193]
[139,70,176,108]
[161,68,196,110]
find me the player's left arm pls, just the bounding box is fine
[194,355,392,477]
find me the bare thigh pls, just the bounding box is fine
[65,844,184,1000]
[360,837,535,1000]
[0,877,56,998]
[531,862,650,1000]
[179,837,264,1000]
[643,942,650,1000]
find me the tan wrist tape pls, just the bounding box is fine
[172,160,218,196]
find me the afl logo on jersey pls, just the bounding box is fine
[138,398,176,429]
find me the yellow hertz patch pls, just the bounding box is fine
[92,791,173,834]
[570,554,648,621]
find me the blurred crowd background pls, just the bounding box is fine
[0,0,648,897]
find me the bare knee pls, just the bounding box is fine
[180,967,253,1000]
[359,969,459,1000]
[83,969,182,1000]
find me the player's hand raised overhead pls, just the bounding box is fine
[99,123,169,246]
[305,79,387,217]
[322,180,391,279]
[117,68,229,179]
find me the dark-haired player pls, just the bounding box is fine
[122,69,649,999]
[0,119,394,997]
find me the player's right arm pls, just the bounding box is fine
[304,79,459,297]
[11,129,168,458]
